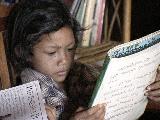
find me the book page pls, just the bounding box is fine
[0,81,48,120]
[91,42,160,120]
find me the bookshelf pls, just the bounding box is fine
[68,0,132,64]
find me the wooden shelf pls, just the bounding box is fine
[75,41,120,64]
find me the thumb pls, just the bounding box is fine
[45,104,56,120]
[75,106,86,112]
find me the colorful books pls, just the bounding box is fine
[89,30,160,120]
[70,0,106,47]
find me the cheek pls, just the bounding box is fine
[33,61,57,77]
[31,52,75,74]
[31,55,55,72]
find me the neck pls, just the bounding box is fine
[57,82,64,90]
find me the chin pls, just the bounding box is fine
[55,76,66,83]
[56,79,65,88]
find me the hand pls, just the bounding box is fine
[70,104,106,120]
[145,66,160,102]
[45,104,56,120]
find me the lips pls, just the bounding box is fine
[57,70,68,76]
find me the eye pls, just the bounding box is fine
[68,46,76,51]
[48,51,56,56]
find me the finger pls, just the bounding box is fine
[88,104,106,116]
[89,105,106,120]
[80,104,106,120]
[46,111,54,120]
[85,104,105,116]
[73,104,102,119]
[45,105,56,115]
[148,96,160,102]
[46,110,56,120]
[146,81,160,91]
[98,111,106,120]
[146,89,160,97]
[45,105,56,120]
[75,107,86,112]
[80,110,102,120]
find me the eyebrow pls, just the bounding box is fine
[46,42,75,49]
[66,42,76,47]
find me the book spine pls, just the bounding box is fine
[81,0,97,47]
[70,0,78,14]
[70,0,81,17]
[90,0,98,46]
[95,0,106,44]
[89,56,111,107]
[80,0,87,25]
[75,0,84,24]
[90,0,106,46]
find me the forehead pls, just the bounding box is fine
[35,27,75,48]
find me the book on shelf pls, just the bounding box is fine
[70,0,81,17]
[0,81,48,120]
[81,0,97,47]
[75,0,87,26]
[89,30,160,120]
[90,0,106,46]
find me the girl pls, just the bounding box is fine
[6,0,160,119]
[6,0,105,119]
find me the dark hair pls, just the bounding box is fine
[6,0,81,73]
[59,62,100,119]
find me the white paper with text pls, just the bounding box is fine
[0,81,48,120]
[92,42,160,120]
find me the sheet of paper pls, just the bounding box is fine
[92,42,160,120]
[0,81,48,120]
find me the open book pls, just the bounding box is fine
[0,81,48,120]
[89,30,160,120]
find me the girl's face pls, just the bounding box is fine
[31,26,76,86]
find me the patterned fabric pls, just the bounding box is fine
[21,68,67,119]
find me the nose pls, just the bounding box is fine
[58,50,68,65]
